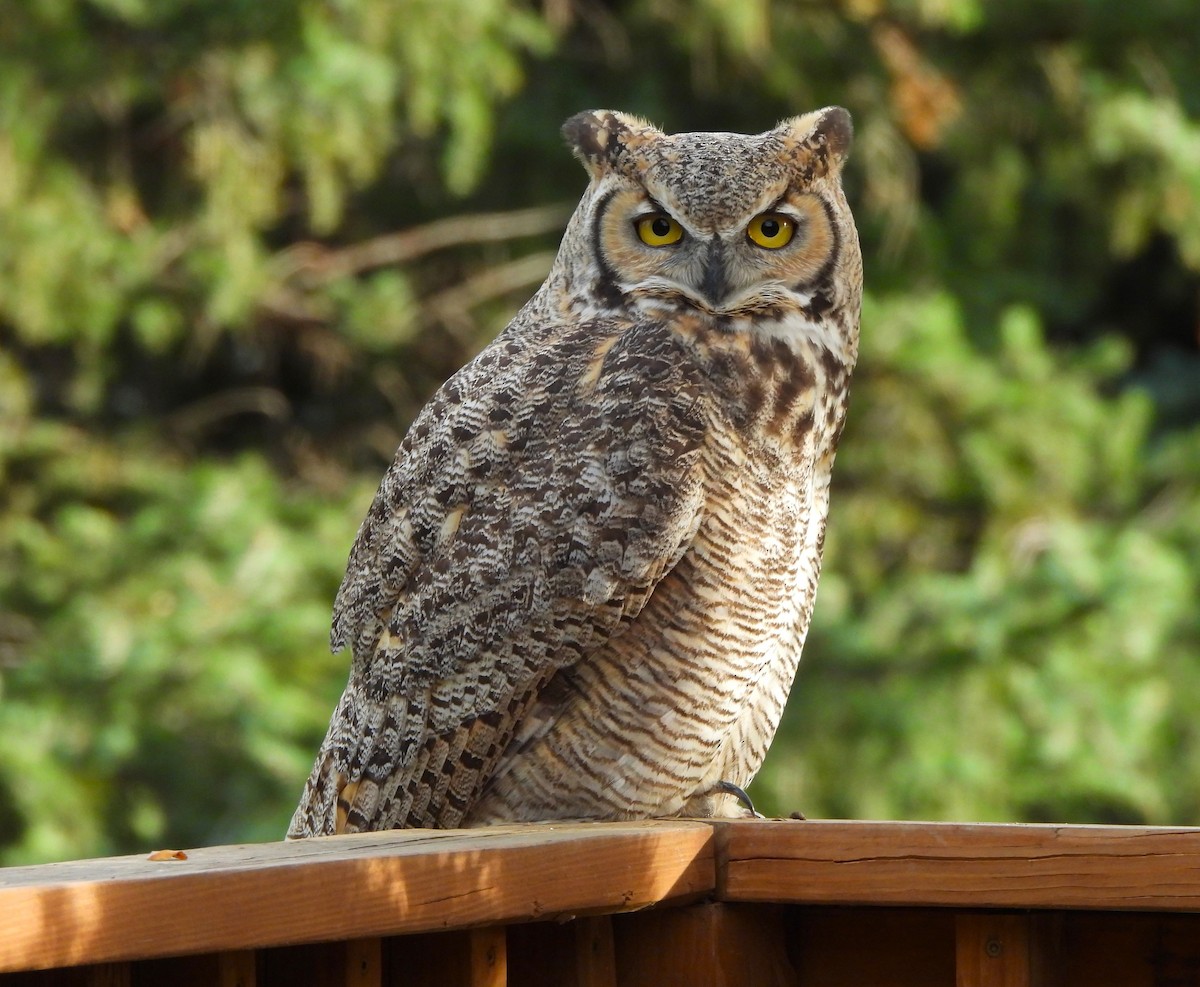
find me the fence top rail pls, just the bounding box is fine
[0,820,714,973]
[4,818,1200,973]
[718,818,1200,912]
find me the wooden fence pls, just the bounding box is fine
[3,819,1200,985]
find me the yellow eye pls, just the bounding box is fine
[746,213,795,249]
[635,213,683,247]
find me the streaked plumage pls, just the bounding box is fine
[289,107,862,836]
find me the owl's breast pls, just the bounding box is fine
[466,396,833,823]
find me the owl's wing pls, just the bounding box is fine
[288,315,710,836]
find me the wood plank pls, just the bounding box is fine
[84,968,128,987]
[0,822,714,974]
[506,921,578,987]
[131,950,257,986]
[341,939,382,987]
[216,950,259,987]
[1057,912,1200,987]
[717,819,1200,911]
[956,913,1032,987]
[573,916,616,987]
[612,903,795,986]
[467,928,506,987]
[383,928,505,987]
[788,906,955,987]
[958,911,1200,987]
[259,939,380,987]
[258,942,345,987]
[383,931,474,987]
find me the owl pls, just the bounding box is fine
[288,107,862,837]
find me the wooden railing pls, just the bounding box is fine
[3,819,1200,985]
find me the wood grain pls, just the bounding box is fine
[9,819,1200,978]
[1053,912,1200,987]
[383,929,502,987]
[132,950,258,987]
[787,906,955,987]
[956,913,1034,987]
[507,918,586,987]
[613,902,796,986]
[574,916,617,987]
[0,822,714,974]
[717,819,1200,911]
[342,938,382,987]
[467,928,506,987]
[84,967,129,987]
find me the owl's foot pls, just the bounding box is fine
[713,780,764,819]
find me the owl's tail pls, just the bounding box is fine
[289,667,435,838]
[287,681,388,838]
[285,753,339,839]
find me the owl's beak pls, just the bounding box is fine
[698,240,730,307]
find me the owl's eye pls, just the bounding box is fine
[746,213,795,249]
[635,214,683,247]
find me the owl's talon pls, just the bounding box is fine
[714,780,763,818]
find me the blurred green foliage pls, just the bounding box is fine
[1,0,1197,863]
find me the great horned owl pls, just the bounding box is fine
[288,107,862,837]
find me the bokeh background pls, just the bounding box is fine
[2,0,1198,865]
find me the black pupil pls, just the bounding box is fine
[760,218,780,238]
[651,217,672,237]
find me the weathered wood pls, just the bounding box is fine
[9,819,1200,981]
[613,902,795,987]
[0,822,714,974]
[717,819,1200,911]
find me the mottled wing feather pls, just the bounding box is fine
[288,314,709,836]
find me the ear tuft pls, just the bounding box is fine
[779,106,854,177]
[812,106,853,163]
[562,110,657,179]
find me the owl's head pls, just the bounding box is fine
[555,108,861,361]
